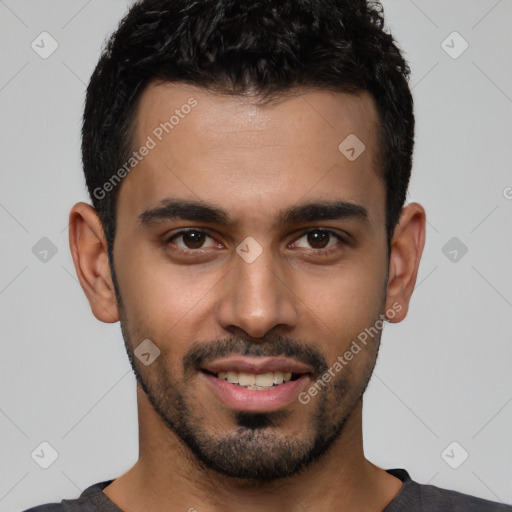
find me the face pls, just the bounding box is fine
[110,82,390,481]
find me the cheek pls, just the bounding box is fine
[296,256,387,358]
[114,244,221,343]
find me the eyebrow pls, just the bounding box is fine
[137,198,369,229]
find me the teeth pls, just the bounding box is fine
[215,370,295,388]
[226,371,238,384]
[238,373,255,386]
[273,372,284,385]
[255,373,274,387]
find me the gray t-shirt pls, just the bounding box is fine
[22,468,512,511]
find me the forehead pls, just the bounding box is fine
[134,81,380,158]
[116,81,385,232]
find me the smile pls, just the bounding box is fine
[201,369,303,390]
[200,371,311,413]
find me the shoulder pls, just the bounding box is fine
[417,484,512,511]
[385,468,512,512]
[21,506,66,512]
[20,480,117,512]
[21,506,62,512]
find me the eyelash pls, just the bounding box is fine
[163,228,348,257]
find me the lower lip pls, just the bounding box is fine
[201,372,311,412]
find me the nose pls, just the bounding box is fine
[215,245,299,339]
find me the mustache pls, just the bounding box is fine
[183,334,329,375]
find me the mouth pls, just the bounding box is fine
[198,356,314,412]
[201,369,304,390]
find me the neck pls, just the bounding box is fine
[103,385,402,512]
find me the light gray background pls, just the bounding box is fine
[1,1,511,510]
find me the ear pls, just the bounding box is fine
[68,202,119,323]
[385,202,426,322]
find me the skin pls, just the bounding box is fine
[69,82,426,512]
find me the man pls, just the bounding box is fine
[24,0,511,511]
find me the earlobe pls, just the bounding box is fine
[385,202,426,323]
[68,202,120,323]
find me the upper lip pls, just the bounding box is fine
[201,355,313,375]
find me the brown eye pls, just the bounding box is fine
[181,230,206,249]
[294,229,342,251]
[167,229,216,251]
[306,230,330,249]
